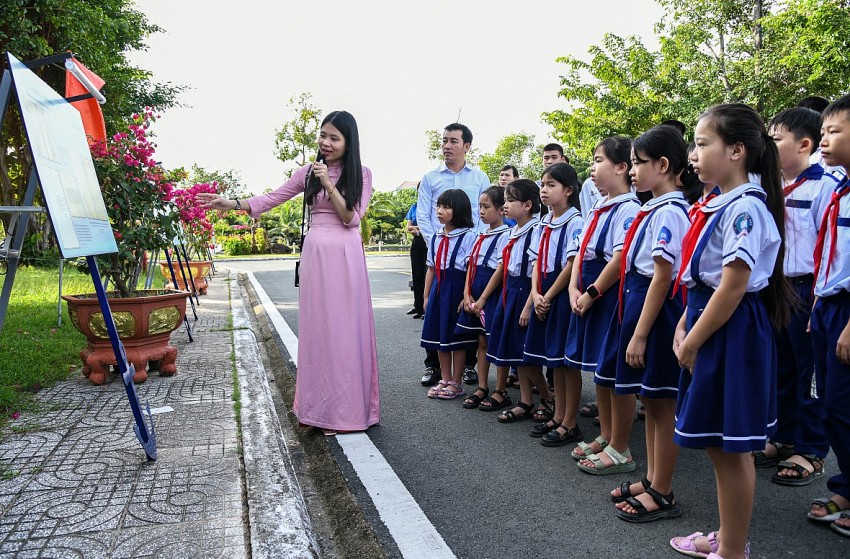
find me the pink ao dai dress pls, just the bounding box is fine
[246,162,380,431]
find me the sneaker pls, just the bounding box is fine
[462,366,478,385]
[420,367,440,386]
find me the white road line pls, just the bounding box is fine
[242,270,456,559]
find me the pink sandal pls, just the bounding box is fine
[669,531,718,558]
[437,381,465,400]
[427,380,448,398]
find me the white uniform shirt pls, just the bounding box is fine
[580,178,602,219]
[498,218,540,278]
[625,191,690,278]
[426,227,476,271]
[528,207,584,273]
[577,192,641,263]
[814,178,850,297]
[681,183,781,292]
[467,224,510,269]
[783,164,837,277]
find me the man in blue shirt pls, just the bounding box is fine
[416,123,490,386]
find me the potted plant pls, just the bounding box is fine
[63,110,187,385]
[164,182,217,294]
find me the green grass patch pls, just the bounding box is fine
[0,266,93,420]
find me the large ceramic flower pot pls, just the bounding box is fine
[158,260,212,295]
[62,289,188,385]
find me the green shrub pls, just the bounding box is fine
[253,228,268,253]
[220,233,253,255]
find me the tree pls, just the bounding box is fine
[544,0,850,161]
[273,92,322,178]
[186,165,248,200]
[0,0,183,240]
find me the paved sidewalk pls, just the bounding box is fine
[0,270,316,558]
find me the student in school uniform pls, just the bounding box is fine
[565,137,641,470]
[669,104,792,559]
[478,179,552,422]
[524,163,585,445]
[807,94,850,539]
[600,125,695,521]
[420,189,478,400]
[456,187,511,410]
[758,107,836,484]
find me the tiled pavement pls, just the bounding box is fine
[0,270,315,558]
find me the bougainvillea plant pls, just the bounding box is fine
[171,182,217,259]
[88,109,181,298]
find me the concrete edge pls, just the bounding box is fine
[229,270,320,558]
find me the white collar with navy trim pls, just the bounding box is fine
[509,218,540,238]
[642,190,687,210]
[703,182,766,212]
[542,206,581,228]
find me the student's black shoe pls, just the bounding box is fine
[462,366,478,385]
[406,308,418,315]
[413,313,424,319]
[420,367,440,386]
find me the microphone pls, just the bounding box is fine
[316,149,325,164]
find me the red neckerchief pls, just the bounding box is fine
[688,191,718,221]
[501,236,520,304]
[813,185,850,289]
[434,235,450,288]
[575,204,615,290]
[673,203,715,299]
[466,233,487,295]
[617,209,649,322]
[537,226,555,294]
[783,177,808,197]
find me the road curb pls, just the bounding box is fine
[230,272,319,558]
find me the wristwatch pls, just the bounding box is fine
[233,199,241,211]
[585,284,603,299]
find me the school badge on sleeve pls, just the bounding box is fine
[657,226,672,246]
[733,212,754,237]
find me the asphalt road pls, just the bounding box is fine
[230,255,846,559]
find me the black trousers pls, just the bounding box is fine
[410,234,427,314]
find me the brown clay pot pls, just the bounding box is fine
[158,260,212,295]
[62,289,188,385]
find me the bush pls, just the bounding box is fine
[220,233,253,255]
[213,221,232,236]
[253,228,269,253]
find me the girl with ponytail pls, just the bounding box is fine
[669,104,791,559]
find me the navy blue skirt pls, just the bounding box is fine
[486,275,532,366]
[674,286,777,452]
[524,273,570,367]
[455,265,496,337]
[564,258,619,370]
[421,268,477,352]
[596,272,683,397]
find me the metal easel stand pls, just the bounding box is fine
[162,248,194,341]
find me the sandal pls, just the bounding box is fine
[771,454,824,486]
[752,440,794,468]
[579,401,599,417]
[462,387,488,409]
[831,512,850,538]
[479,390,512,412]
[506,372,519,388]
[611,477,651,503]
[616,487,681,523]
[571,435,608,460]
[497,401,534,423]
[427,380,448,398]
[437,381,465,400]
[808,497,850,522]
[577,446,637,475]
[529,419,559,438]
[541,424,583,447]
[532,398,554,422]
[669,531,719,558]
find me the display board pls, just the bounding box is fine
[7,52,117,257]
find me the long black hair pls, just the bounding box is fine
[633,125,702,203]
[541,162,580,212]
[304,111,363,211]
[436,189,474,229]
[699,103,792,329]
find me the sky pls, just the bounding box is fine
[127,1,664,195]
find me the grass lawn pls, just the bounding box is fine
[0,265,102,420]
